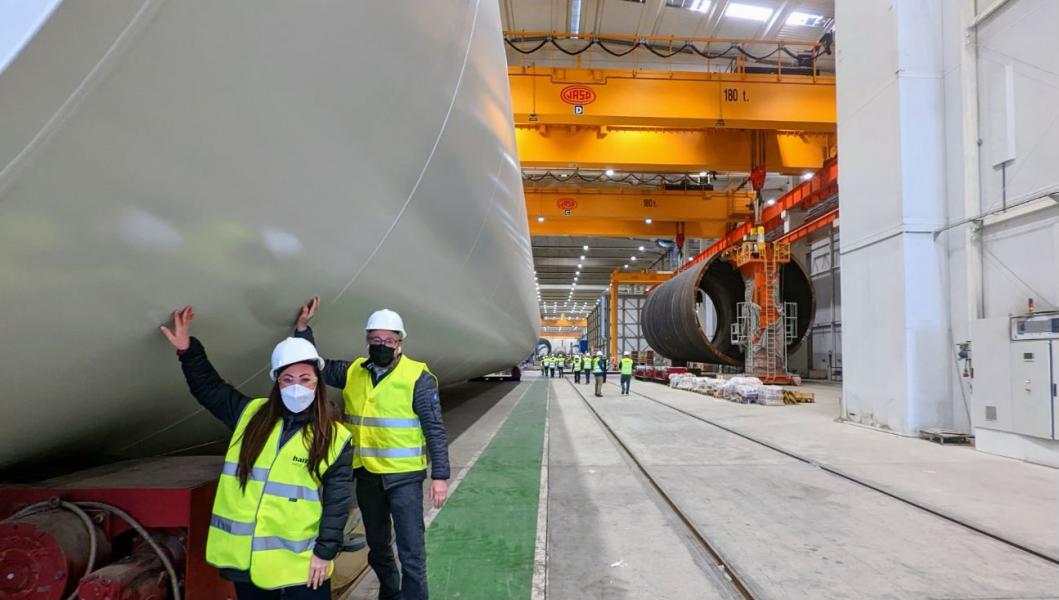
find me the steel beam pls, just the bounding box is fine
[526,188,753,221]
[542,318,588,327]
[530,219,727,238]
[516,126,835,173]
[509,67,836,131]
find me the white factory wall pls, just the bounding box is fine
[837,0,951,434]
[839,0,1059,464]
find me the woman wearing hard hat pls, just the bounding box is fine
[160,306,353,600]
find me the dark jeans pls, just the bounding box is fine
[356,469,427,600]
[234,580,330,600]
[558,368,564,377]
[574,370,581,383]
[620,374,632,394]
[583,369,591,384]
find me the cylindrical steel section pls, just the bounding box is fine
[641,255,814,365]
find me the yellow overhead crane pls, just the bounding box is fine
[516,126,832,174]
[510,66,836,174]
[509,66,836,131]
[526,187,753,238]
[541,318,588,327]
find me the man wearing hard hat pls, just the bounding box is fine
[592,350,606,397]
[293,297,448,600]
[620,350,635,395]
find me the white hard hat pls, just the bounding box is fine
[623,350,631,356]
[365,309,405,338]
[597,351,603,356]
[270,337,325,381]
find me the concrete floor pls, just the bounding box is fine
[342,373,1059,599]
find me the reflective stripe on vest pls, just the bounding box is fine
[342,356,432,474]
[592,357,604,373]
[205,398,351,590]
[620,358,634,375]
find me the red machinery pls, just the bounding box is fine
[634,364,688,383]
[0,457,232,600]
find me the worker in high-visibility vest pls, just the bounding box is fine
[293,297,449,600]
[592,351,606,397]
[542,354,552,377]
[572,355,583,383]
[582,352,593,385]
[620,351,635,395]
[557,354,565,378]
[161,305,352,597]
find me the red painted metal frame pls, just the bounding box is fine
[0,463,233,600]
[676,156,839,275]
[775,208,839,245]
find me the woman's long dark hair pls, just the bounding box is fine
[235,363,336,490]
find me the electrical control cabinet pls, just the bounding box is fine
[971,316,1059,440]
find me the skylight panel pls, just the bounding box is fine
[787,11,826,27]
[666,0,711,12]
[725,2,773,21]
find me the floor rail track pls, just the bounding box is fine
[562,377,759,600]
[621,382,1059,567]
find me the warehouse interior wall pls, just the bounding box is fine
[838,0,1059,464]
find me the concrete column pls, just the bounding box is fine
[836,0,953,434]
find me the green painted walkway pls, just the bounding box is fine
[426,378,547,599]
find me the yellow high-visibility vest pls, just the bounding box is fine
[592,357,604,373]
[572,358,582,370]
[207,398,351,589]
[620,357,634,375]
[342,356,432,473]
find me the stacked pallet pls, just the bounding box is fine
[783,389,815,404]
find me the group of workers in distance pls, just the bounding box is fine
[540,350,637,397]
[160,297,446,600]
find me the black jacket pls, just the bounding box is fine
[294,326,450,482]
[178,337,353,570]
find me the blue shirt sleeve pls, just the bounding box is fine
[411,372,450,480]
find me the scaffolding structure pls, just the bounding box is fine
[728,239,797,383]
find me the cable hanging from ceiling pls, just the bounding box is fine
[503,33,832,64]
[522,169,714,187]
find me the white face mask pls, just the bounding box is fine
[280,384,315,413]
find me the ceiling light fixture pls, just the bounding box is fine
[765,198,777,207]
[801,171,814,181]
[645,217,653,224]
[631,256,637,261]
[579,255,585,260]
[583,244,589,251]
[605,168,615,177]
[638,246,645,252]
[537,215,545,222]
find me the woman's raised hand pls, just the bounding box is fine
[295,296,320,332]
[160,305,194,351]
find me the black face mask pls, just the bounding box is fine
[369,344,396,366]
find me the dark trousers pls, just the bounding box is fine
[574,370,581,383]
[583,369,591,384]
[621,374,632,394]
[356,469,427,600]
[558,367,564,377]
[234,581,330,600]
